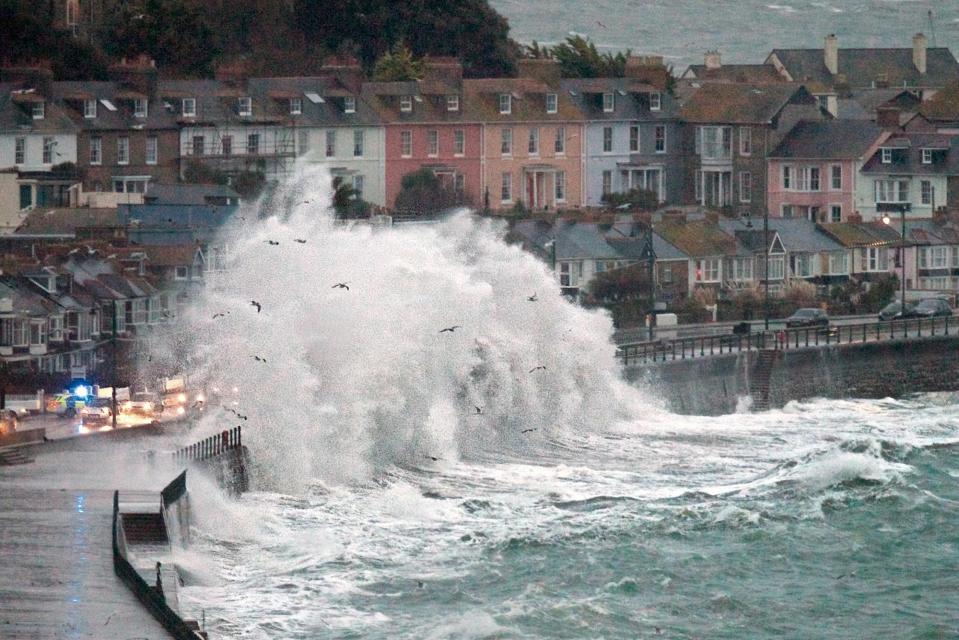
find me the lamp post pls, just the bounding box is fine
[96,299,119,430]
[763,209,770,330]
[644,223,657,341]
[882,202,909,316]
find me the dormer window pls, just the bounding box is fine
[602,92,614,112]
[881,148,892,164]
[546,93,557,114]
[447,95,459,111]
[344,96,356,114]
[498,93,511,115]
[238,97,252,116]
[84,99,97,118]
[650,92,661,111]
[32,102,45,119]
[400,95,413,112]
[182,98,196,117]
[922,148,933,164]
[133,98,148,118]
[290,97,302,115]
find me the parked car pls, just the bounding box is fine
[785,308,829,328]
[79,398,113,425]
[0,409,19,436]
[46,393,87,418]
[878,301,918,321]
[121,392,161,418]
[913,298,953,318]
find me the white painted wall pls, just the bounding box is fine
[0,133,77,171]
[297,126,386,207]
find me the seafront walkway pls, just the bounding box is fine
[619,314,959,366]
[0,439,172,639]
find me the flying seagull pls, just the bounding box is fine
[439,326,462,333]
[252,355,267,363]
[529,365,547,373]
[527,293,538,302]
[265,240,280,246]
[425,455,442,462]
[521,428,537,434]
[474,406,483,414]
[294,239,307,244]
[212,312,229,319]
[332,282,350,290]
[250,300,261,313]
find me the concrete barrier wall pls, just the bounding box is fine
[626,336,959,415]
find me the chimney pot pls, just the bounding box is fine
[913,32,928,74]
[824,34,838,75]
[704,50,722,70]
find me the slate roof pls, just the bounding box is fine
[607,220,688,260]
[144,183,239,205]
[682,64,784,84]
[463,78,584,123]
[362,80,470,125]
[902,218,959,245]
[818,221,902,247]
[919,84,959,122]
[0,84,77,135]
[247,77,381,127]
[110,244,202,267]
[861,133,959,175]
[561,78,677,121]
[769,119,883,159]
[52,81,178,131]
[850,88,921,114]
[655,220,737,257]
[767,47,959,89]
[678,83,813,124]
[719,217,846,253]
[16,208,120,235]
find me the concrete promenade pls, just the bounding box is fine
[0,437,180,638]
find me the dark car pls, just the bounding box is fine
[785,308,829,328]
[913,298,953,318]
[878,301,918,321]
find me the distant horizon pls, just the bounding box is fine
[491,0,959,69]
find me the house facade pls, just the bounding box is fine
[563,71,682,208]
[679,83,824,219]
[468,60,585,213]
[768,119,885,222]
[856,132,959,221]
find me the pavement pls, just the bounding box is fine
[0,438,184,640]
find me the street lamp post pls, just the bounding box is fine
[882,203,909,315]
[763,209,770,330]
[644,223,657,341]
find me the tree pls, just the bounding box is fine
[100,0,220,78]
[331,176,370,219]
[545,35,631,78]
[394,168,467,217]
[372,44,423,82]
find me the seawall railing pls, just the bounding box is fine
[112,488,205,640]
[620,315,959,366]
[173,427,242,465]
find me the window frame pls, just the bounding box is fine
[400,130,413,158]
[555,170,566,202]
[739,171,752,203]
[89,136,102,165]
[739,127,751,156]
[654,125,666,153]
[400,95,413,113]
[353,130,364,157]
[290,97,302,115]
[453,129,465,156]
[554,126,565,154]
[528,127,539,155]
[14,137,25,164]
[32,102,45,119]
[427,129,439,157]
[325,130,336,158]
[602,92,615,113]
[145,135,158,165]
[344,96,356,114]
[237,96,252,116]
[602,126,613,153]
[922,148,933,164]
[500,171,512,202]
[182,97,196,117]
[499,93,511,115]
[133,98,148,118]
[501,128,513,155]
[881,148,892,164]
[629,125,640,153]
[117,136,129,165]
[546,93,558,114]
[447,95,459,112]
[84,99,97,118]
[650,92,661,111]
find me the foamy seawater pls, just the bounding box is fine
[162,165,959,638]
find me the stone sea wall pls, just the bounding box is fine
[626,336,959,415]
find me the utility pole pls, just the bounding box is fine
[899,204,907,314]
[763,210,770,330]
[111,300,118,430]
[644,223,657,341]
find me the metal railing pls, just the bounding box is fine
[173,426,242,464]
[620,315,958,366]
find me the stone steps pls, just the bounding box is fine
[0,448,34,466]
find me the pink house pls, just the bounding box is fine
[465,60,585,213]
[365,60,483,209]
[767,120,885,222]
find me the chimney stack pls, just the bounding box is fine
[704,50,722,70]
[320,56,365,93]
[109,55,158,97]
[824,34,838,75]
[913,32,927,74]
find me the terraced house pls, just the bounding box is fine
[56,57,179,194]
[468,59,584,213]
[365,59,480,210]
[679,82,824,219]
[563,56,681,207]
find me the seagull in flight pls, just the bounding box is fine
[212,312,229,319]
[474,406,483,414]
[265,240,280,246]
[597,20,607,28]
[252,355,267,363]
[294,239,307,244]
[332,282,350,290]
[527,293,538,302]
[250,300,261,313]
[439,326,462,333]
[529,365,547,373]
[521,428,538,434]
[425,455,442,462]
